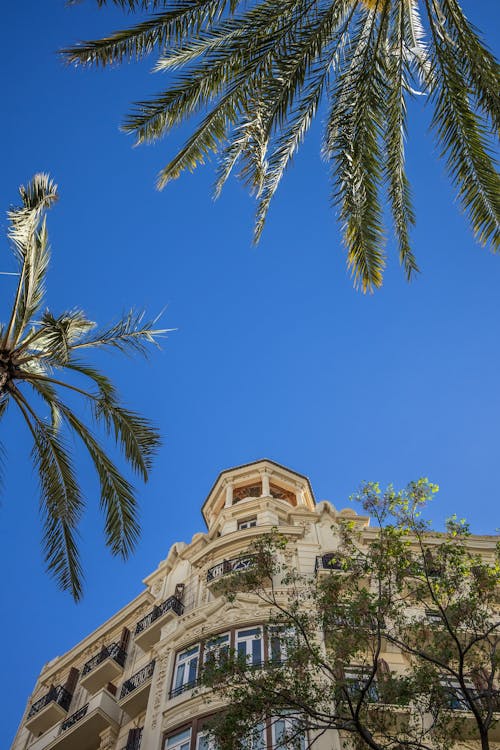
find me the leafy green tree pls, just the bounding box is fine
[0,174,165,600]
[201,480,500,750]
[64,0,499,291]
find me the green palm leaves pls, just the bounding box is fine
[64,0,499,291]
[0,174,165,600]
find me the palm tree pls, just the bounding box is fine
[1,174,166,600]
[64,0,499,291]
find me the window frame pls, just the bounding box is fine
[164,727,192,750]
[171,644,200,698]
[238,518,258,530]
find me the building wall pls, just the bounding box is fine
[11,461,497,750]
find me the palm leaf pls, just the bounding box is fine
[58,403,140,559]
[425,2,500,249]
[10,385,83,600]
[69,309,168,356]
[63,0,500,288]
[3,175,58,348]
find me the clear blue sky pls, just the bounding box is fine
[1,1,498,745]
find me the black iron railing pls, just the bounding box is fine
[207,555,255,582]
[61,703,88,731]
[169,678,198,699]
[27,686,72,719]
[82,643,127,676]
[314,553,345,574]
[135,597,183,635]
[120,660,155,700]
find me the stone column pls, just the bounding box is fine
[261,470,270,497]
[224,480,233,507]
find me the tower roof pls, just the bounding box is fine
[201,459,316,526]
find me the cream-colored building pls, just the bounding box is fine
[11,460,498,750]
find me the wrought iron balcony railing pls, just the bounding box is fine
[61,703,89,731]
[207,555,255,582]
[315,553,366,575]
[82,643,127,676]
[135,597,183,635]
[27,686,72,719]
[169,678,198,699]
[315,553,345,574]
[120,660,155,700]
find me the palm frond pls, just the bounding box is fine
[29,378,140,560]
[93,397,161,480]
[3,175,58,348]
[384,0,418,279]
[70,309,168,356]
[17,309,96,365]
[326,8,388,291]
[64,359,118,401]
[58,404,140,559]
[10,385,83,600]
[252,0,357,241]
[439,0,500,133]
[63,1,232,67]
[425,1,500,249]
[63,0,500,287]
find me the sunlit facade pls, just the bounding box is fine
[11,460,496,750]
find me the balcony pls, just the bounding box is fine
[80,642,127,694]
[28,688,122,750]
[315,553,345,575]
[26,686,72,736]
[207,555,255,583]
[134,597,183,651]
[119,660,155,716]
[315,553,369,587]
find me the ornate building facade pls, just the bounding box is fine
[11,460,498,750]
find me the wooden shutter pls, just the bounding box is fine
[64,667,79,694]
[119,627,131,651]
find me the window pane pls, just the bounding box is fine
[197,733,217,750]
[174,663,185,691]
[166,728,191,750]
[252,637,262,665]
[188,656,198,685]
[239,628,260,638]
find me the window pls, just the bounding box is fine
[172,645,199,697]
[344,667,379,703]
[238,518,257,530]
[242,723,266,750]
[236,628,263,667]
[426,610,442,625]
[272,716,306,750]
[165,729,191,750]
[440,678,474,710]
[204,633,230,666]
[268,627,295,664]
[196,732,217,750]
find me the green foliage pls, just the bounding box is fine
[64,0,500,291]
[0,174,167,600]
[198,482,499,749]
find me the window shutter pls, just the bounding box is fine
[119,627,130,651]
[64,667,79,695]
